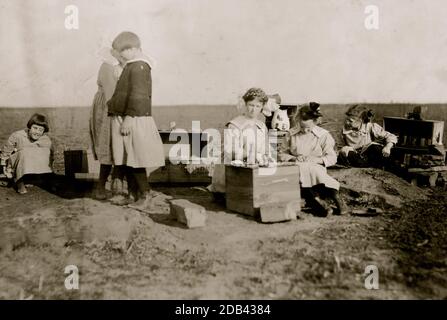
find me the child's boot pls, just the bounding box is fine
[329,189,348,215]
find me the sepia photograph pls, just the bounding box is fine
[0,0,446,305]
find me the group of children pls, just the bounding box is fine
[0,31,398,217]
[211,89,398,217]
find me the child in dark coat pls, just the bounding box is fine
[107,31,165,209]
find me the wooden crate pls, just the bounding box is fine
[148,162,211,185]
[64,149,100,178]
[225,165,300,216]
[383,117,444,147]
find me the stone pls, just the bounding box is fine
[169,199,207,228]
[260,200,300,223]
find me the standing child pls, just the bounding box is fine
[107,31,165,209]
[90,46,126,200]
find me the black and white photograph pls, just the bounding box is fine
[0,0,446,304]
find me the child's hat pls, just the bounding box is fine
[299,102,322,120]
[112,31,141,52]
[345,104,374,122]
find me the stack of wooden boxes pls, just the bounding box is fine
[383,116,447,186]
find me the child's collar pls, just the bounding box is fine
[125,54,156,68]
[125,58,153,68]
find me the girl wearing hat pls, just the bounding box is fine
[90,46,126,200]
[339,105,397,168]
[107,31,165,209]
[278,103,347,216]
[0,113,53,194]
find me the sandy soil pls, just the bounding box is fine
[1,167,446,300]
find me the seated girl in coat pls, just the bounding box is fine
[0,113,53,194]
[278,103,347,216]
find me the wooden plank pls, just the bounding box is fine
[74,172,98,180]
[407,166,447,173]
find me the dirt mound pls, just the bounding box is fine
[0,198,150,253]
[330,168,429,208]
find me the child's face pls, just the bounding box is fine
[110,48,126,65]
[245,98,264,119]
[299,118,316,130]
[345,116,362,130]
[28,124,45,141]
[119,47,138,61]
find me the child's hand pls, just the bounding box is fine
[295,155,308,162]
[382,145,392,157]
[121,117,132,136]
[256,153,267,166]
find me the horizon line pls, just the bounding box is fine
[1,102,447,109]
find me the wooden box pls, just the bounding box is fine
[225,165,301,216]
[148,162,211,185]
[64,149,100,178]
[383,117,444,147]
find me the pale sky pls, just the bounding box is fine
[1,0,447,107]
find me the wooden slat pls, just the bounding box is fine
[407,166,447,173]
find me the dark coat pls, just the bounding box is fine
[107,60,152,117]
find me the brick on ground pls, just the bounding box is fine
[260,200,300,223]
[169,199,207,228]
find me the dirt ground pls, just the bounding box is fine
[0,167,446,300]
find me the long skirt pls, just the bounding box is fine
[111,116,165,169]
[9,148,52,182]
[90,89,113,165]
[297,162,340,190]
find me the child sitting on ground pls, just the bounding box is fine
[0,113,53,194]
